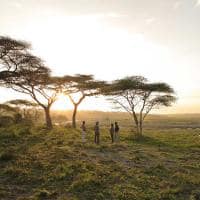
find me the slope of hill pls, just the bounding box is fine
[0,124,200,200]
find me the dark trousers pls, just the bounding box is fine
[110,133,114,143]
[95,132,100,144]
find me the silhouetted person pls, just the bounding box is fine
[114,122,120,142]
[94,121,100,144]
[80,121,86,142]
[110,123,114,143]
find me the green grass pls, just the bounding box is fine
[0,124,199,200]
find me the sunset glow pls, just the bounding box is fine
[1,2,199,198]
[52,94,69,111]
[0,0,200,113]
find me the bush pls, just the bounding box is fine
[0,124,32,144]
[190,190,200,200]
[0,151,15,162]
[14,113,23,123]
[0,116,14,127]
[14,125,31,135]
[34,189,51,199]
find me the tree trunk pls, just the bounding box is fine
[72,104,78,128]
[23,108,26,119]
[68,93,85,129]
[133,124,142,140]
[132,113,141,137]
[139,121,143,136]
[133,120,138,133]
[44,107,53,129]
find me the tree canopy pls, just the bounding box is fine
[102,76,176,137]
[0,36,177,131]
[0,36,30,80]
[2,52,60,129]
[6,99,38,107]
[60,74,106,128]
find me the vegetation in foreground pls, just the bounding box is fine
[0,123,199,200]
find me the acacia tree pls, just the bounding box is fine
[6,99,39,119]
[0,103,20,125]
[3,54,60,129]
[0,36,30,80]
[60,74,105,128]
[0,103,17,114]
[103,76,176,137]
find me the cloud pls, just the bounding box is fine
[196,0,200,6]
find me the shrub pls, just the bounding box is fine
[190,190,200,200]
[0,151,15,162]
[34,189,51,199]
[14,125,31,135]
[0,116,14,127]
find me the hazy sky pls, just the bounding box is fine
[0,0,200,113]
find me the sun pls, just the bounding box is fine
[52,93,72,110]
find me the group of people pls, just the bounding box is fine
[80,121,120,144]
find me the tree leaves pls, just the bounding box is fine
[103,76,176,136]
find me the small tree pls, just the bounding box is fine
[6,99,39,119]
[0,103,18,114]
[3,54,60,129]
[60,74,105,128]
[0,103,20,125]
[103,76,176,137]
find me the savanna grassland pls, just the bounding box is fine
[0,112,200,200]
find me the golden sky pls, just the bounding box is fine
[0,0,200,113]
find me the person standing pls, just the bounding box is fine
[94,121,100,144]
[110,123,114,143]
[81,121,86,142]
[114,122,120,142]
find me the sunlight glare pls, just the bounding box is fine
[24,14,172,80]
[52,93,70,110]
[22,14,177,111]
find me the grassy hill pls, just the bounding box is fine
[0,123,200,200]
